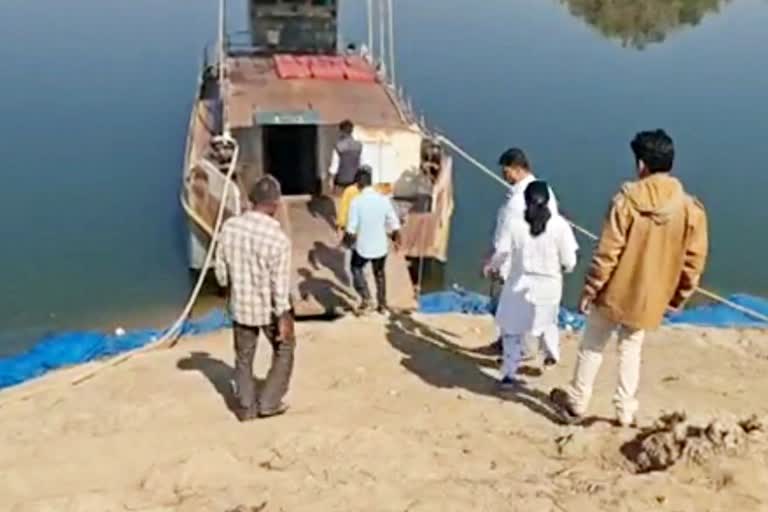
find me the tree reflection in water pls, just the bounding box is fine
[561,0,732,49]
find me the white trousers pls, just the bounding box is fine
[565,309,645,423]
[501,325,560,379]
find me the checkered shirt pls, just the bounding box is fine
[215,211,291,326]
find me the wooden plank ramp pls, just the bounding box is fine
[280,196,417,317]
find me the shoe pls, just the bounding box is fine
[376,305,390,317]
[543,357,558,370]
[235,405,259,422]
[258,402,290,419]
[499,376,524,392]
[355,300,373,316]
[549,388,582,425]
[615,414,637,429]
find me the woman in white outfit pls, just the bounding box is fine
[490,181,579,389]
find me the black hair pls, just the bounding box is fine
[249,175,282,205]
[524,181,552,237]
[630,129,675,173]
[498,147,530,170]
[355,165,372,187]
[339,119,354,135]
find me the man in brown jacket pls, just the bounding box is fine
[551,129,708,426]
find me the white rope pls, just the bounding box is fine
[438,135,597,241]
[0,136,240,407]
[437,134,768,325]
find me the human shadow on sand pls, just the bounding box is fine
[296,267,356,314]
[177,351,262,419]
[385,313,564,425]
[307,241,350,287]
[307,195,337,231]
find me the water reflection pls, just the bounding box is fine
[561,0,732,49]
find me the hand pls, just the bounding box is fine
[578,295,593,315]
[482,262,497,279]
[667,302,684,314]
[277,312,295,342]
[392,232,402,253]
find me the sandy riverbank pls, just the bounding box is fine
[1,313,768,511]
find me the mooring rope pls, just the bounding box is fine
[437,134,768,325]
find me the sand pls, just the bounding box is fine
[1,313,768,512]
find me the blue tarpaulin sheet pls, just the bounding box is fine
[0,309,231,390]
[418,287,586,331]
[1,291,766,391]
[665,294,768,328]
[419,287,768,332]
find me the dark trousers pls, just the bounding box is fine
[350,251,387,307]
[233,321,295,413]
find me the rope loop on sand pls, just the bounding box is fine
[437,134,768,325]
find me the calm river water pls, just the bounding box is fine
[1,0,766,354]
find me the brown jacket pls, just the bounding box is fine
[583,173,708,330]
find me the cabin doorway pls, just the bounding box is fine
[262,125,319,196]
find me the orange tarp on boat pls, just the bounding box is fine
[274,55,377,82]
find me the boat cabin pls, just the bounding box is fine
[224,52,421,203]
[248,0,338,55]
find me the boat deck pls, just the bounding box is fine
[225,55,408,129]
[281,196,417,316]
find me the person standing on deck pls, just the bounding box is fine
[488,181,578,390]
[328,119,363,193]
[215,175,295,421]
[344,167,402,314]
[550,130,709,427]
[335,166,371,290]
[482,148,559,355]
[336,166,372,233]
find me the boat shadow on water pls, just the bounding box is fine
[385,313,565,425]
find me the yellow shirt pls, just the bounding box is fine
[336,184,391,229]
[337,184,361,229]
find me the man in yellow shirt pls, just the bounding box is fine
[336,169,365,231]
[337,165,390,232]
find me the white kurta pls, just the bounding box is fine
[493,215,578,336]
[492,175,559,279]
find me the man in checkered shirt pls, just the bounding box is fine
[215,175,295,421]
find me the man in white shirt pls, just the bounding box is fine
[482,148,559,355]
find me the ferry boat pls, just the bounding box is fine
[181,0,454,316]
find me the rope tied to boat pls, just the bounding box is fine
[436,134,768,325]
